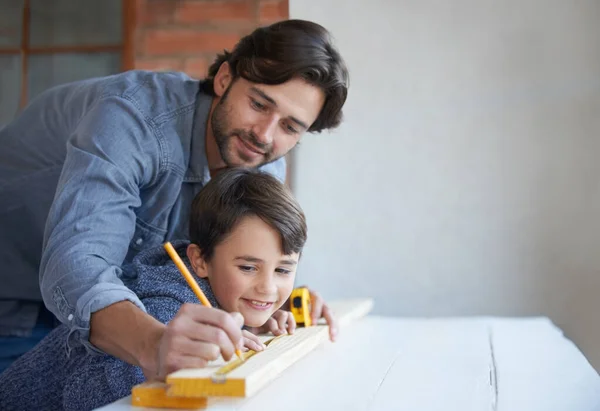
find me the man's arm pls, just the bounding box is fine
[91,297,245,383]
[64,295,246,410]
[89,301,164,373]
[39,95,163,369]
[40,96,247,378]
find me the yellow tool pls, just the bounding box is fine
[131,382,206,409]
[289,287,312,327]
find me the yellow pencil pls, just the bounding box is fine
[163,241,244,361]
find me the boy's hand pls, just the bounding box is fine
[263,310,297,336]
[241,329,266,352]
[154,304,244,380]
[296,287,338,342]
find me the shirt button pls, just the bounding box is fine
[67,314,73,321]
[135,238,143,245]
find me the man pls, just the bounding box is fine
[0,18,349,380]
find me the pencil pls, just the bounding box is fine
[163,241,244,361]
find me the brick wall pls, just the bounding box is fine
[132,0,289,78]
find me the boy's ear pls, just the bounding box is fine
[186,244,209,278]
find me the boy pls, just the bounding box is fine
[0,168,307,411]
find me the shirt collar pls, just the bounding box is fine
[185,84,214,185]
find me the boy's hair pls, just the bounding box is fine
[189,169,307,261]
[203,19,349,133]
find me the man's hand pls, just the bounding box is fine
[89,301,244,382]
[154,304,244,380]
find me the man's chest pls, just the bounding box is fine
[124,180,204,263]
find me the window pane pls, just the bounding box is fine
[0,0,24,47]
[0,55,21,127]
[28,53,121,100]
[29,0,122,47]
[0,56,21,126]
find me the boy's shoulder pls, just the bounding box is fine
[123,240,218,307]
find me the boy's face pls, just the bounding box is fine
[187,215,299,327]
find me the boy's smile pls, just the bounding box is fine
[187,215,299,327]
[242,299,274,311]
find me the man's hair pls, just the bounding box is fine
[189,168,307,261]
[203,19,349,133]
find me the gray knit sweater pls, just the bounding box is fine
[0,240,219,411]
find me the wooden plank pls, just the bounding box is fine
[165,298,374,398]
[166,326,326,398]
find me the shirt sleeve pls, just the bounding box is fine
[39,95,162,354]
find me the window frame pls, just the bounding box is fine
[0,0,135,109]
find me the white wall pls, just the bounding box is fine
[290,0,600,370]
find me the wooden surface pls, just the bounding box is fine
[97,316,600,411]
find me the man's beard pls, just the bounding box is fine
[211,86,277,168]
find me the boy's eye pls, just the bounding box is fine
[276,268,292,275]
[239,265,256,272]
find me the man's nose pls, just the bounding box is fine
[252,116,278,147]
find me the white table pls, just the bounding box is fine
[97,316,600,411]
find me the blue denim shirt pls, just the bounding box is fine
[0,70,286,351]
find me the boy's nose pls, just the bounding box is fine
[255,277,278,296]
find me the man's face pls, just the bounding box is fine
[211,76,325,169]
[189,215,299,327]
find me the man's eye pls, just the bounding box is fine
[284,124,298,134]
[250,99,266,110]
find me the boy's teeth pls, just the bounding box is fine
[251,300,269,306]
